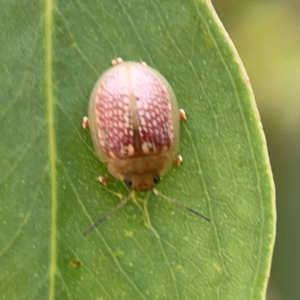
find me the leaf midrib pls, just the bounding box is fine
[45,0,57,299]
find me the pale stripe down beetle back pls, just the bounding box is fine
[82,58,210,236]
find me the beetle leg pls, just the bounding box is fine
[173,155,183,166]
[179,109,187,121]
[111,57,123,66]
[82,116,89,129]
[99,174,110,186]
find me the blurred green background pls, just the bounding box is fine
[213,0,300,299]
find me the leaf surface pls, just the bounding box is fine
[0,0,275,299]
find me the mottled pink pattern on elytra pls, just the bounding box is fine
[132,65,173,150]
[96,66,133,156]
[95,64,173,157]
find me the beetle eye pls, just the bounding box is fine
[153,176,160,184]
[124,179,133,188]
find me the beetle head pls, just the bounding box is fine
[124,174,160,192]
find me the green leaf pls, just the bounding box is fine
[0,0,275,299]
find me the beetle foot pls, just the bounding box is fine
[82,116,89,129]
[112,57,123,66]
[99,174,109,186]
[179,109,187,121]
[174,155,183,166]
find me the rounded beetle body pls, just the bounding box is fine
[88,59,180,192]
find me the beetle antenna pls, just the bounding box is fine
[153,189,211,222]
[83,194,132,237]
